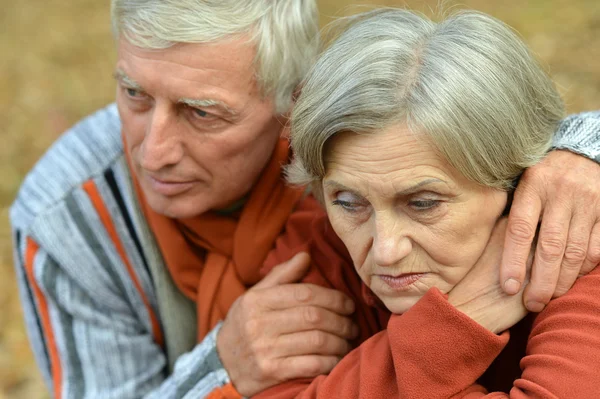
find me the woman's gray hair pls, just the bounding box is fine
[288,9,565,193]
[111,0,319,114]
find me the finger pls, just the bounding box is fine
[275,330,352,358]
[502,185,543,295]
[265,306,358,339]
[525,203,571,312]
[258,283,355,315]
[253,252,311,289]
[553,212,593,297]
[581,221,600,275]
[276,355,341,381]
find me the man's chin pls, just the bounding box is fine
[145,195,211,219]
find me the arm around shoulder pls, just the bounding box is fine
[552,111,600,162]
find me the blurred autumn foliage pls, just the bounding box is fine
[1,1,598,398]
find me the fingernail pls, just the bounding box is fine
[526,301,545,313]
[503,278,521,295]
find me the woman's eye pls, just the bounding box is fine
[409,199,440,210]
[126,88,138,97]
[332,199,357,211]
[331,192,365,213]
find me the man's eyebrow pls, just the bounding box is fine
[179,98,238,117]
[113,70,143,91]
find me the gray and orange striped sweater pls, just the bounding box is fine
[10,104,600,398]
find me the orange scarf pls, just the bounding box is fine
[126,136,306,340]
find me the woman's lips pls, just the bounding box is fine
[146,175,196,196]
[377,273,425,290]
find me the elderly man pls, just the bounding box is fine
[10,1,600,398]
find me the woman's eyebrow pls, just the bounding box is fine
[396,178,446,195]
[323,180,355,193]
[324,178,445,195]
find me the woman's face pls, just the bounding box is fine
[323,123,508,314]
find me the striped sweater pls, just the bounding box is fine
[10,104,600,399]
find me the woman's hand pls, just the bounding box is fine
[448,219,531,334]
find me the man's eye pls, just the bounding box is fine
[125,87,145,98]
[193,108,209,118]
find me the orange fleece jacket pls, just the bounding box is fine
[255,212,600,399]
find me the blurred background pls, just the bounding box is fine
[1,0,599,398]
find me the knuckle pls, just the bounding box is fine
[528,285,555,303]
[538,236,566,263]
[339,318,353,337]
[563,242,587,265]
[587,244,600,265]
[310,331,328,350]
[301,358,325,376]
[257,358,275,378]
[508,219,536,242]
[245,318,262,338]
[522,166,543,181]
[240,291,257,309]
[304,307,322,325]
[294,285,315,303]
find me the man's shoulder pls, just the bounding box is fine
[10,103,124,230]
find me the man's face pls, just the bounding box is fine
[115,37,283,218]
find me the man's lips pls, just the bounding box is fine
[145,175,197,196]
[376,273,425,290]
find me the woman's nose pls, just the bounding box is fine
[372,215,412,267]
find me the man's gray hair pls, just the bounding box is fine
[289,9,565,193]
[111,0,319,114]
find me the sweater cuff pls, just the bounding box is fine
[388,288,508,397]
[552,111,600,163]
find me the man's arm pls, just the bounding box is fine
[501,111,600,311]
[13,232,235,399]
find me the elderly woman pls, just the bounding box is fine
[254,9,600,399]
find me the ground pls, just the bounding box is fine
[1,0,598,397]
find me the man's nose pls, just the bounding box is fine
[139,104,184,171]
[372,214,412,267]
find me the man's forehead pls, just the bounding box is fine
[114,38,260,112]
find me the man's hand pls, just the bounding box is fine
[217,252,358,397]
[450,219,530,334]
[501,150,600,312]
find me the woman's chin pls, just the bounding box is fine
[380,295,421,314]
